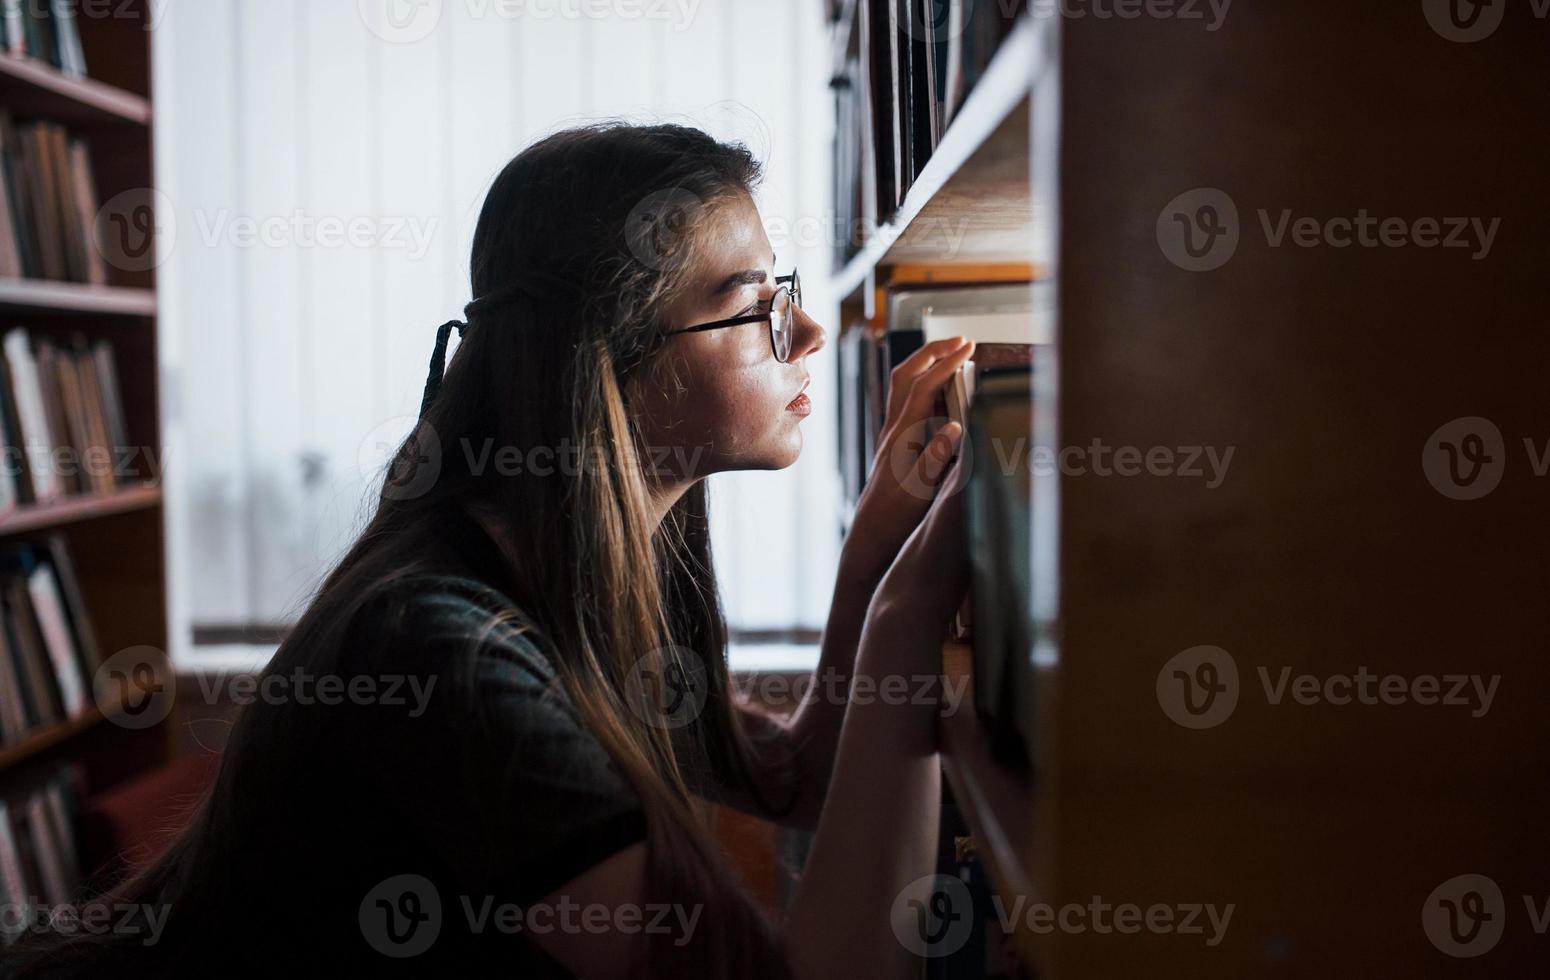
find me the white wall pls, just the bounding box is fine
[152,0,842,670]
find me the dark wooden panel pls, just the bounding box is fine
[1051,5,1550,976]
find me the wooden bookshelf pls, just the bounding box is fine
[0,0,172,807]
[0,706,107,770]
[833,3,1550,978]
[0,53,151,127]
[0,278,157,316]
[832,14,1045,301]
[0,485,162,537]
[940,643,1036,949]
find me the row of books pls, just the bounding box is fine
[2,0,88,76]
[832,0,1026,264]
[837,281,1042,762]
[0,327,131,509]
[0,766,85,941]
[0,114,107,283]
[0,536,101,750]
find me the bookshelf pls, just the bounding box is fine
[833,2,1550,977]
[0,0,172,896]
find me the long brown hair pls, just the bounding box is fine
[19,123,794,978]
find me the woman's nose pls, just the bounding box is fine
[788,304,827,361]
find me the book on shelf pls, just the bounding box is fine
[0,765,86,942]
[1,0,87,76]
[0,112,106,285]
[835,281,1042,757]
[833,0,1026,244]
[0,537,102,748]
[964,366,1035,765]
[0,327,133,508]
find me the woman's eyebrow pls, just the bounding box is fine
[713,268,768,294]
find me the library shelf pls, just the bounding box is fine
[0,707,107,770]
[0,53,150,127]
[940,642,1036,909]
[0,278,157,316]
[831,14,1047,302]
[0,485,163,538]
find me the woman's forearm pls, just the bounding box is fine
[780,605,944,980]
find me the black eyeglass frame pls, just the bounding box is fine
[663,271,802,362]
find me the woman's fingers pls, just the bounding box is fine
[914,421,962,490]
[885,337,975,422]
[902,345,976,415]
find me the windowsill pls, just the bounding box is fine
[178,642,821,677]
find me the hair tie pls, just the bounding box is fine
[419,273,583,418]
[419,318,468,418]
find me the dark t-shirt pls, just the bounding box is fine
[13,509,649,978]
[317,510,649,974]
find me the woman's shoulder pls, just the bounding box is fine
[344,571,555,681]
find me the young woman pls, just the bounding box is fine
[14,122,977,978]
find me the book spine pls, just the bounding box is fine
[3,329,62,502]
[28,561,86,717]
[0,0,22,58]
[48,0,84,75]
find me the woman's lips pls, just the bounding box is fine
[786,379,811,416]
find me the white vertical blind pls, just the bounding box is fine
[154,0,842,669]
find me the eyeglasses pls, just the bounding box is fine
[664,270,802,363]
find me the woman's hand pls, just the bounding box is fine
[841,336,977,588]
[868,456,971,649]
